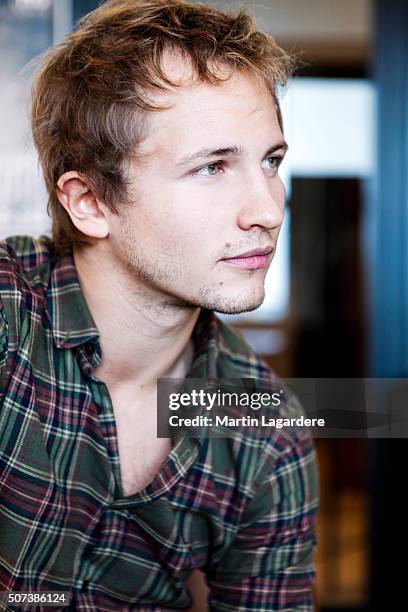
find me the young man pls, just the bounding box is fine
[0,0,318,609]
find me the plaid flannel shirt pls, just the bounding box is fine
[0,235,318,611]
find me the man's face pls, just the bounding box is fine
[108,58,287,314]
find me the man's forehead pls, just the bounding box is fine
[143,47,274,118]
[137,69,279,161]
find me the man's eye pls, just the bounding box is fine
[194,162,224,177]
[262,156,282,170]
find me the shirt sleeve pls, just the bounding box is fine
[205,432,319,611]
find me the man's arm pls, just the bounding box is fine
[204,433,319,611]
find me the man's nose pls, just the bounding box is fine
[236,170,285,231]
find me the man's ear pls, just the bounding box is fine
[56,171,109,239]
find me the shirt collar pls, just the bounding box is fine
[45,249,99,349]
[188,308,222,378]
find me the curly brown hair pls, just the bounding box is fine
[31,0,296,255]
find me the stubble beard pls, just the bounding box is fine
[197,284,266,314]
[118,220,266,315]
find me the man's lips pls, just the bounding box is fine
[223,246,274,259]
[220,246,274,270]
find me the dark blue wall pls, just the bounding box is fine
[73,0,100,24]
[369,0,408,378]
[369,6,408,611]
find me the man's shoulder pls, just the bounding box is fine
[0,234,54,292]
[0,234,55,337]
[0,235,52,385]
[209,314,315,476]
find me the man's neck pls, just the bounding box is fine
[73,245,201,393]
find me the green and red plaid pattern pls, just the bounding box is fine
[0,235,318,611]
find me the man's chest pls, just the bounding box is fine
[108,387,172,497]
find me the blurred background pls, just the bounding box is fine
[1,0,407,610]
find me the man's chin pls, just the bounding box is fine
[213,302,263,315]
[211,294,265,315]
[193,283,266,314]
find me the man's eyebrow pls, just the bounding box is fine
[176,141,288,167]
